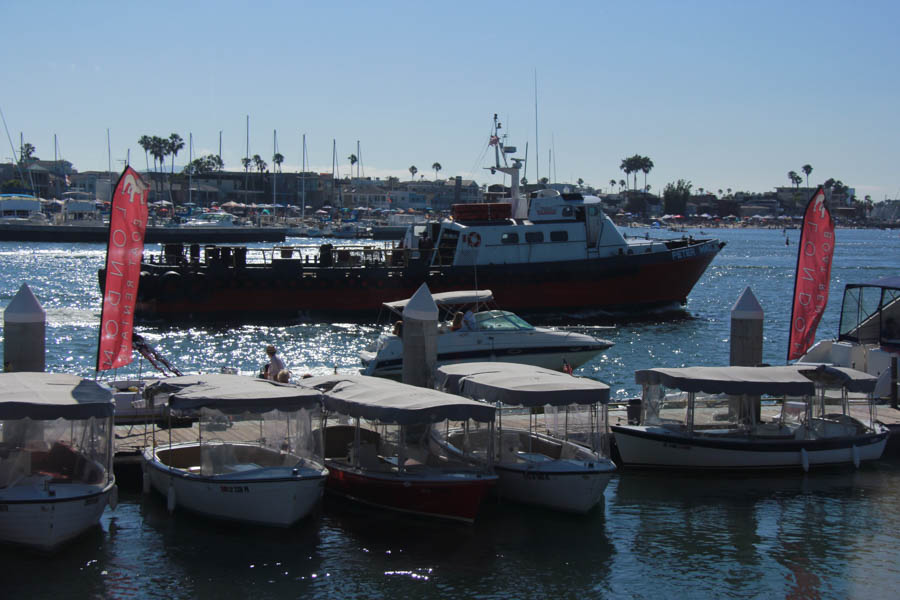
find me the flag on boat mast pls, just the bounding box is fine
[787,186,835,361]
[96,166,149,371]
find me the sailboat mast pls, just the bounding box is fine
[534,69,539,185]
[244,115,249,205]
[188,132,193,207]
[301,133,306,221]
[273,129,277,206]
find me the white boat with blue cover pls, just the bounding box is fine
[435,362,617,513]
[0,373,117,552]
[141,374,327,527]
[611,365,889,471]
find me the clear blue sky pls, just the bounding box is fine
[3,1,898,200]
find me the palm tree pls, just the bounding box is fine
[432,162,442,180]
[409,165,417,181]
[138,135,152,171]
[273,152,284,173]
[618,179,626,192]
[802,164,812,188]
[619,158,633,191]
[241,157,252,172]
[149,136,168,203]
[788,170,798,189]
[348,154,357,179]
[609,179,616,193]
[718,189,723,197]
[727,188,732,196]
[20,142,37,163]
[577,178,584,188]
[167,133,184,175]
[640,156,654,191]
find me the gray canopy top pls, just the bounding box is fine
[384,290,494,314]
[144,374,322,413]
[299,374,495,424]
[436,362,610,406]
[634,365,877,396]
[0,372,114,420]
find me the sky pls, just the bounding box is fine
[3,1,899,200]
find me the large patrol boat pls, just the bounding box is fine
[117,118,724,323]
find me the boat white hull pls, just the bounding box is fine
[144,452,326,527]
[363,348,603,378]
[494,461,613,513]
[0,481,113,552]
[612,426,889,470]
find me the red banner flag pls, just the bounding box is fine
[787,187,835,361]
[96,167,149,371]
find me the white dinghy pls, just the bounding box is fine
[0,373,116,552]
[436,362,617,513]
[142,374,327,527]
[611,365,889,471]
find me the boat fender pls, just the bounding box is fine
[800,448,809,473]
[467,232,481,248]
[142,470,151,494]
[167,484,176,513]
[852,444,860,469]
[109,484,119,511]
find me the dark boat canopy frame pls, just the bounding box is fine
[838,276,900,346]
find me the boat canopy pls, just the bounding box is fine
[436,362,610,406]
[300,375,495,424]
[144,374,322,413]
[634,366,816,396]
[0,372,114,420]
[794,364,878,393]
[384,290,494,314]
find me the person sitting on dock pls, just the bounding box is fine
[265,345,286,381]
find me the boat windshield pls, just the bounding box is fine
[474,310,534,331]
[839,284,900,345]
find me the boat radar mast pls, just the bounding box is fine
[487,114,527,218]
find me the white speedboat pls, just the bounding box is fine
[611,365,889,471]
[435,362,617,513]
[141,374,327,527]
[797,275,899,400]
[300,374,497,523]
[0,373,117,552]
[359,290,613,377]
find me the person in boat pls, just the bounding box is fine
[450,312,464,332]
[392,320,403,336]
[265,345,286,381]
[462,309,477,331]
[276,369,291,383]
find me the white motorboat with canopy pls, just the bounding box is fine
[435,362,616,513]
[0,373,116,552]
[360,289,613,377]
[141,374,327,526]
[299,374,497,523]
[798,275,900,400]
[611,365,889,470]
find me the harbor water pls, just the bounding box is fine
[1,227,899,597]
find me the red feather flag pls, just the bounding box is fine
[787,187,835,361]
[96,167,149,371]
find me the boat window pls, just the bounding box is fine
[525,231,544,243]
[839,285,884,343]
[550,231,568,242]
[561,206,574,217]
[501,232,519,244]
[474,310,534,331]
[588,206,600,216]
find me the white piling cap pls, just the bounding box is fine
[731,286,763,320]
[402,283,439,321]
[4,283,46,324]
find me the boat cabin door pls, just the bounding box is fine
[585,205,604,248]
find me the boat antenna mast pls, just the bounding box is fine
[486,113,525,217]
